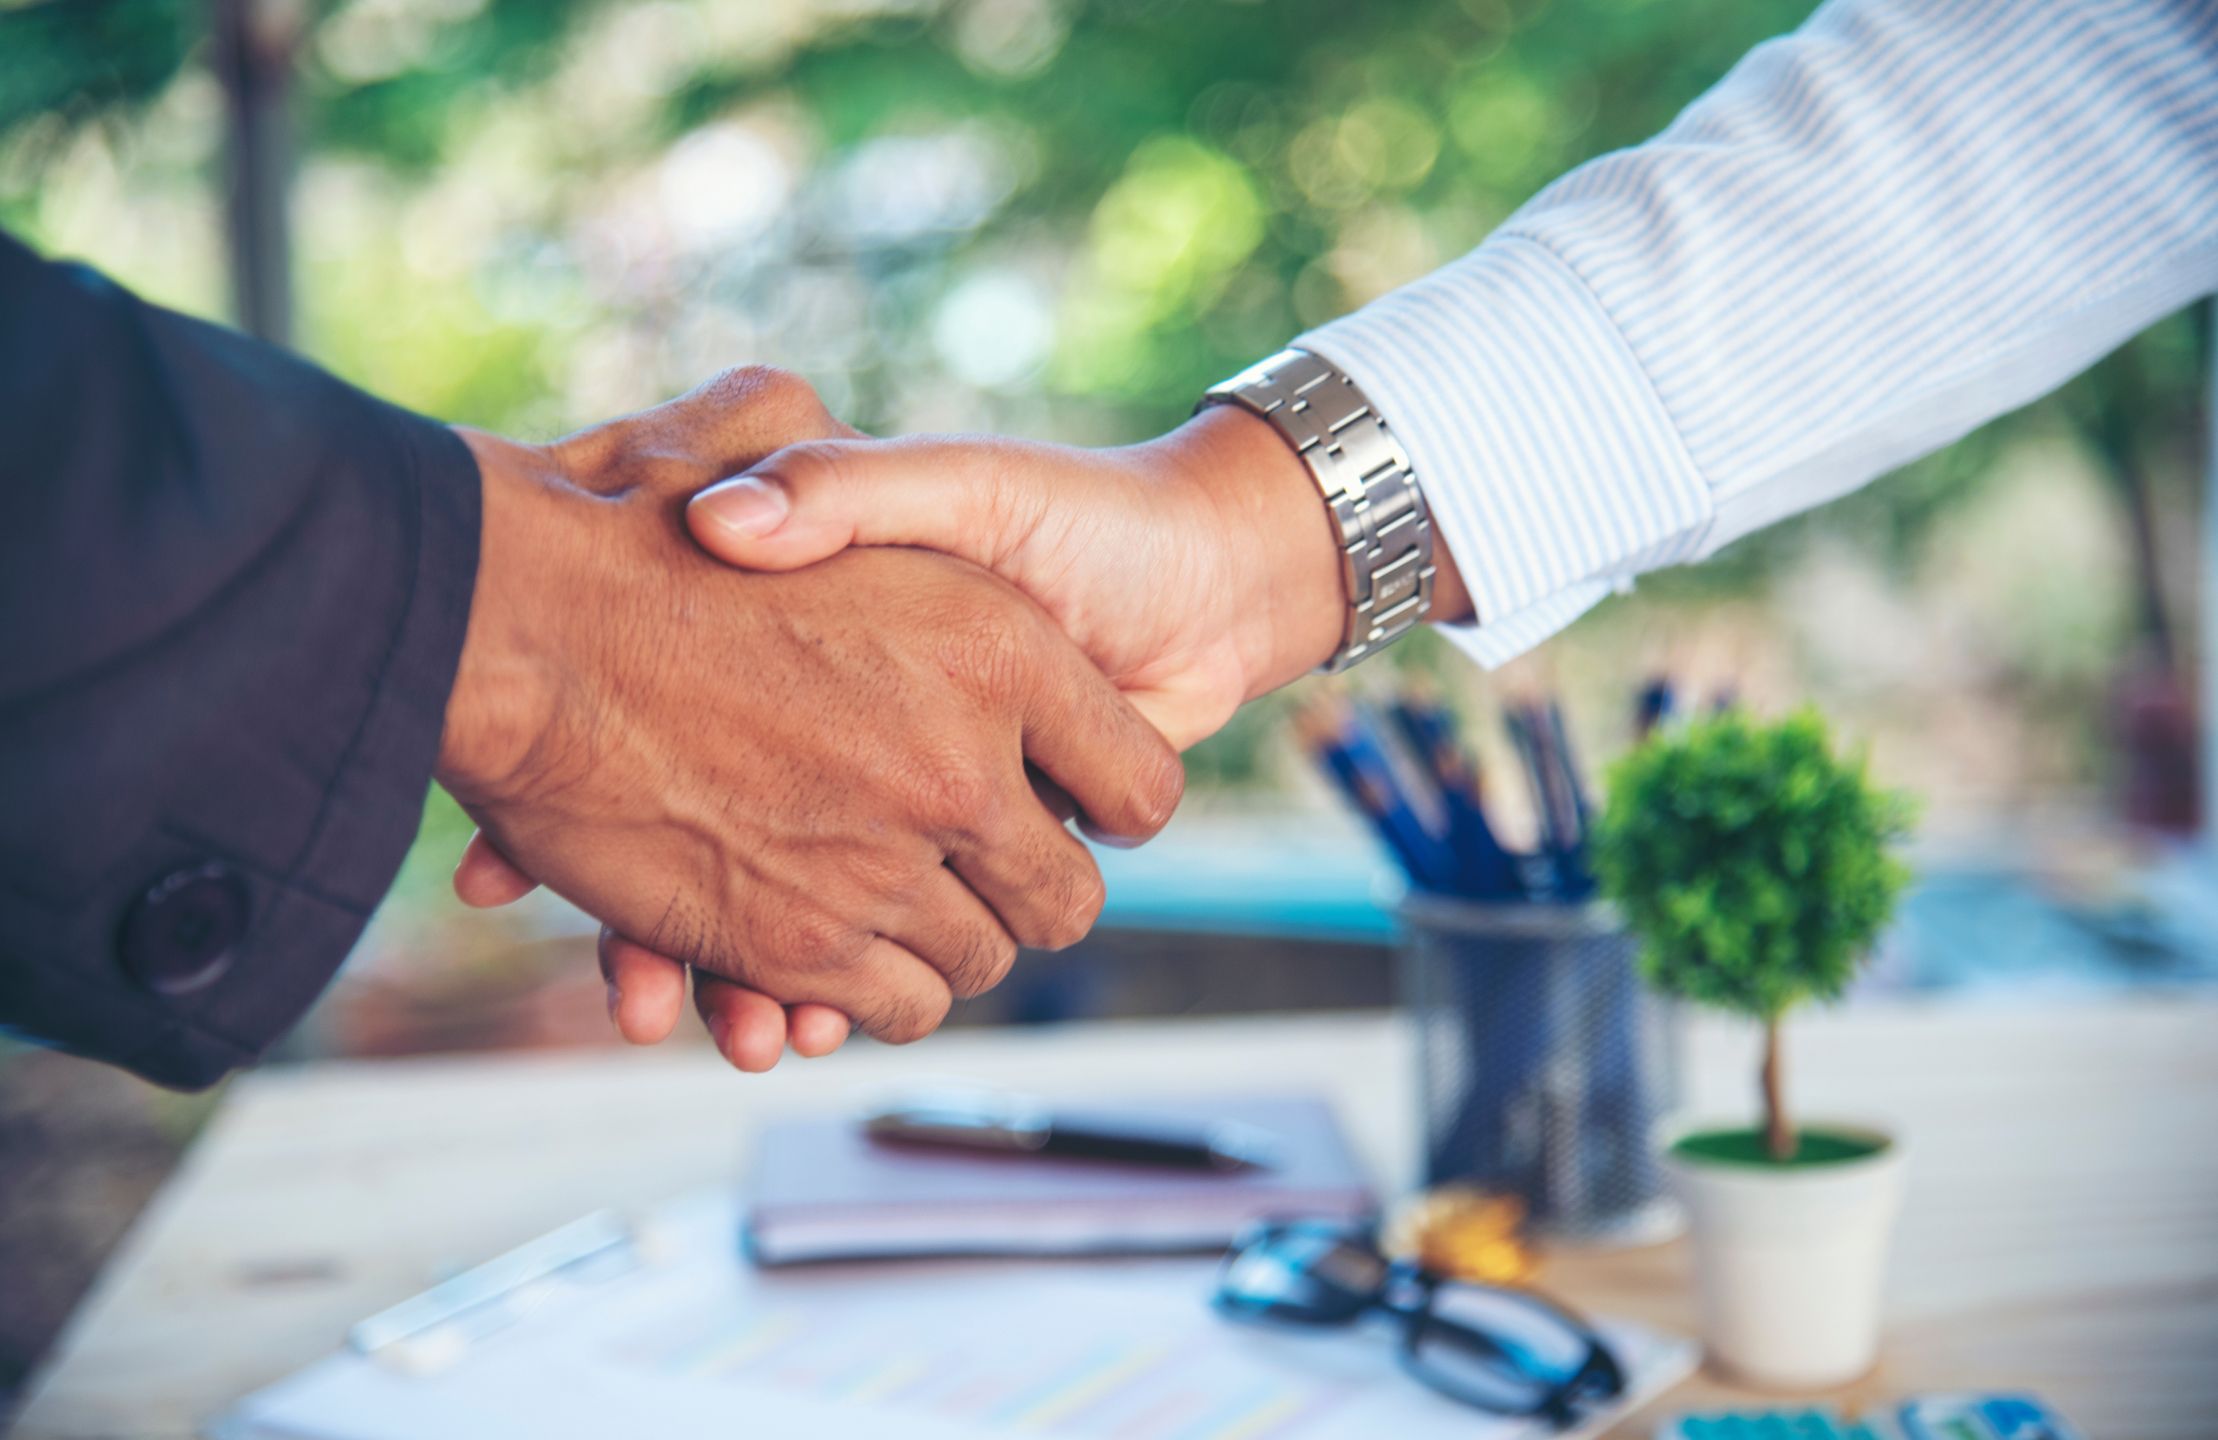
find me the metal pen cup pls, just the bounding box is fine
[1398,895,1682,1245]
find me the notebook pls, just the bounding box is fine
[743,1095,1377,1265]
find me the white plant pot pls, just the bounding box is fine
[1662,1123,1904,1389]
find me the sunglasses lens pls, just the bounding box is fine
[1404,1284,1611,1411]
[1216,1224,1389,1322]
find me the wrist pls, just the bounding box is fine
[1144,406,1344,700]
[1144,404,1473,701]
[437,428,569,803]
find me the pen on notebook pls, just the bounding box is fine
[866,1099,1278,1172]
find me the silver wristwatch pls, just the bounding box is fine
[1200,348,1435,674]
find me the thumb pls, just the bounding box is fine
[454,829,539,907]
[685,435,1036,574]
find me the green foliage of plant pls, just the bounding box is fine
[1592,709,1914,1023]
[1596,709,1914,1161]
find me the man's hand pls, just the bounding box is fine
[682,403,1474,751]
[437,368,1184,1068]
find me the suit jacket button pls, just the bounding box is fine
[120,863,250,996]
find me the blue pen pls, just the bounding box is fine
[1537,698,1595,899]
[1386,691,1520,899]
[1342,704,1463,892]
[1635,675,1677,740]
[1541,697,1592,839]
[1500,704,1566,901]
[1298,703,1458,892]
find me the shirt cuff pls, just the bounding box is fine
[1296,234,1712,665]
[1433,579,1614,670]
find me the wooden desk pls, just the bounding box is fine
[16,998,2218,1438]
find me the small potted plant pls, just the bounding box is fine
[1592,708,1914,1388]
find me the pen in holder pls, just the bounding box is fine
[1399,894,1681,1244]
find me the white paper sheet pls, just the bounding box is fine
[213,1189,1693,1440]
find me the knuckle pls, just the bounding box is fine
[691,366,840,465]
[872,985,953,1046]
[715,364,818,416]
[933,602,1030,702]
[914,755,1002,840]
[1034,861,1106,952]
[843,845,923,907]
[941,925,1018,1000]
[767,907,861,977]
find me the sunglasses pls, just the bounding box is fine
[1213,1219,1624,1428]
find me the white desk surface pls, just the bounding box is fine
[15,997,2218,1438]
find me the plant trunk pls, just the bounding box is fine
[1761,1014,1795,1162]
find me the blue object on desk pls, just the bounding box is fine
[1658,1413,1893,1440]
[1657,1394,2084,1440]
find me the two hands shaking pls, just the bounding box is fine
[431,365,1474,1073]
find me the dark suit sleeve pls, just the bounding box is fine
[0,230,482,1089]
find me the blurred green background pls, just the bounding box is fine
[10,0,2208,817]
[7,0,2204,864]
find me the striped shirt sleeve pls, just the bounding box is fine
[1298,0,2218,667]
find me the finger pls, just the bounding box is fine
[882,868,1021,1000]
[552,365,862,497]
[596,928,689,1045]
[819,937,954,1046]
[785,1003,851,1058]
[691,918,954,1048]
[644,366,865,472]
[686,435,1043,574]
[694,974,791,1073]
[1017,628,1187,846]
[945,797,1107,955]
[454,830,538,907]
[1031,770,1079,823]
[608,931,857,1060]
[1037,766,1159,851]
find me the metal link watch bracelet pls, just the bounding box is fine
[1199,348,1436,674]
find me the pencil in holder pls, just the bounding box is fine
[1398,894,1681,1244]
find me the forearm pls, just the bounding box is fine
[0,231,481,1088]
[1301,0,2218,665]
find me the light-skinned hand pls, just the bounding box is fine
[681,403,1474,749]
